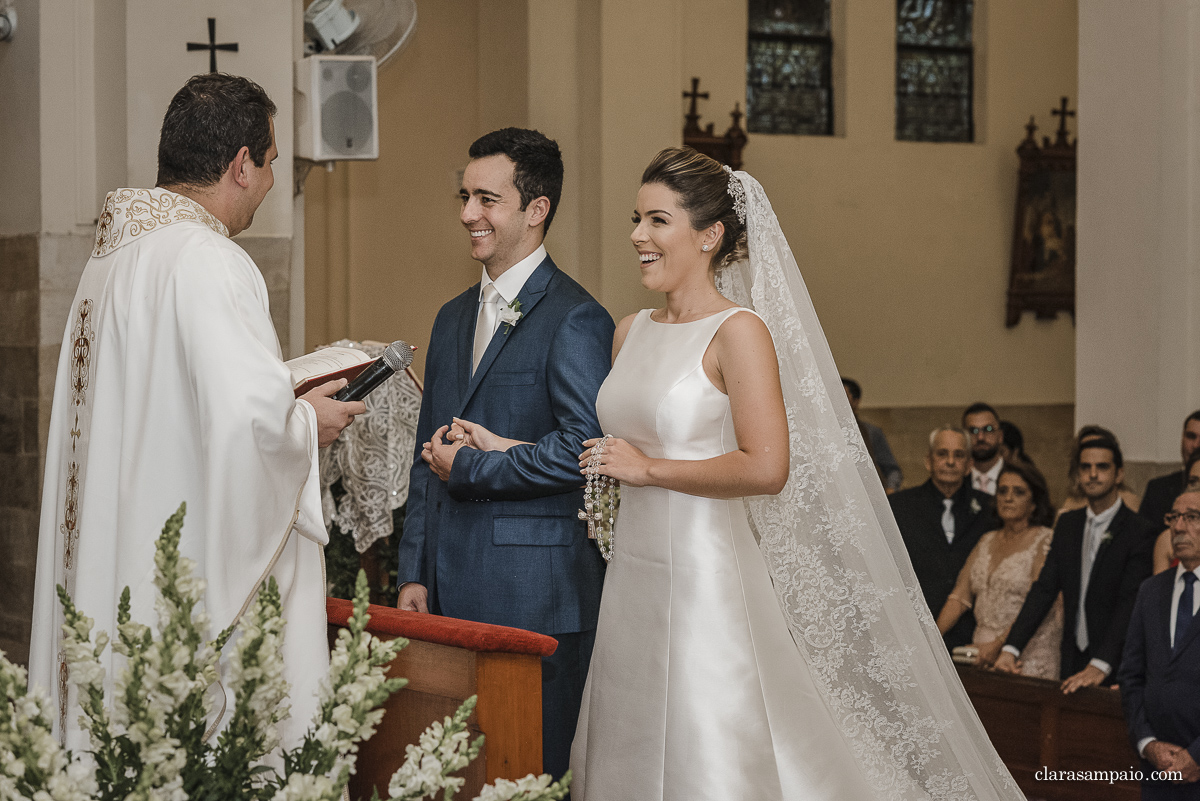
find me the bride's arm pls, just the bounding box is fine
[582,312,788,499]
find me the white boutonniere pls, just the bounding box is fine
[1100,529,1113,546]
[499,298,523,333]
[969,498,981,515]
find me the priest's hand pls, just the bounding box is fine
[397,582,429,614]
[423,424,465,482]
[301,379,366,448]
[1060,664,1106,694]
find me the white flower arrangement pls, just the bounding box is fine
[1,504,569,801]
[498,299,523,334]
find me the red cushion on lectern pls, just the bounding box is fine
[326,598,558,658]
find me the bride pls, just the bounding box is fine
[459,148,1022,800]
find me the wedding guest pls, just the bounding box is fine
[1060,425,1140,516]
[999,419,1035,469]
[841,377,902,492]
[1140,410,1200,529]
[1119,489,1200,799]
[890,427,999,649]
[936,461,1062,678]
[1153,449,1200,574]
[995,434,1156,692]
[963,402,1004,495]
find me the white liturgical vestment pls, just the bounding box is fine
[28,188,329,751]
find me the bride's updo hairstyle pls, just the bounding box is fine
[641,147,749,271]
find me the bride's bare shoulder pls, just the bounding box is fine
[714,308,773,349]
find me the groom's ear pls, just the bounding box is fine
[525,195,551,230]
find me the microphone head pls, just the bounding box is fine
[380,340,415,372]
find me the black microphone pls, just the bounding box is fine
[332,340,415,402]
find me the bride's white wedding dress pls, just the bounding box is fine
[569,170,1022,801]
[570,308,875,799]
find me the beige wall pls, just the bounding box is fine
[305,0,1077,411]
[683,0,1078,409]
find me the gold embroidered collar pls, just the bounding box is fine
[92,188,230,257]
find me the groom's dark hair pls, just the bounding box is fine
[468,128,563,234]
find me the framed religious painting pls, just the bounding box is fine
[1006,98,1076,327]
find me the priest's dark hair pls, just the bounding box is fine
[156,73,277,189]
[468,128,563,234]
[640,146,748,271]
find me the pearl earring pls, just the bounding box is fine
[702,245,710,252]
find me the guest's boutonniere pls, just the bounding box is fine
[969,498,981,515]
[499,298,523,334]
[1100,529,1114,546]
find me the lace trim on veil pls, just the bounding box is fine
[716,173,1021,800]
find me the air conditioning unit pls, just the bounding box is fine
[295,54,379,161]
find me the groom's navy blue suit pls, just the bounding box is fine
[398,254,612,779]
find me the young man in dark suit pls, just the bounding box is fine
[996,434,1156,692]
[1140,411,1200,529]
[1119,489,1200,799]
[396,128,614,783]
[890,427,999,649]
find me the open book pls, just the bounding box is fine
[286,347,377,398]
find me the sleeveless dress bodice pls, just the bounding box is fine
[571,309,874,800]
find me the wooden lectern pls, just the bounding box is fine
[327,599,558,800]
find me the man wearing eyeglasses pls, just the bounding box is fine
[1119,490,1200,798]
[962,402,1004,495]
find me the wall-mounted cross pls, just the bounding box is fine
[683,77,709,135]
[187,17,238,73]
[1051,97,1075,137]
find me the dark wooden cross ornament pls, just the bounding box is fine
[1051,96,1075,145]
[187,17,238,73]
[683,77,709,135]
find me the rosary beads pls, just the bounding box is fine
[579,434,619,562]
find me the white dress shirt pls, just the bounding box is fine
[1136,563,1200,757]
[478,244,547,322]
[970,458,1004,495]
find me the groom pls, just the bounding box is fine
[396,128,613,781]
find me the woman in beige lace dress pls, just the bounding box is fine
[937,460,1063,679]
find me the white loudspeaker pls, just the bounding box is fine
[295,54,379,161]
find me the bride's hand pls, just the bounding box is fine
[451,417,527,452]
[580,437,652,487]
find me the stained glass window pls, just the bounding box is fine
[896,0,974,142]
[746,0,833,136]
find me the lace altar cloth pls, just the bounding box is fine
[317,340,423,553]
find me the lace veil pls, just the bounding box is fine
[716,171,1023,800]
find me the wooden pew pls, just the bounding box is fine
[957,665,1141,800]
[326,599,558,800]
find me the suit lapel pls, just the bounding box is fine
[455,286,479,406]
[1086,505,1128,592]
[458,256,555,415]
[1171,572,1200,660]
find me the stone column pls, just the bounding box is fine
[1077,1,1200,490]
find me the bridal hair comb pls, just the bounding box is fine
[723,165,747,226]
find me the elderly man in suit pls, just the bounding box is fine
[890,426,999,649]
[1119,489,1200,799]
[996,434,1156,692]
[396,128,614,783]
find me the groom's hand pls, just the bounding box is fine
[423,424,465,482]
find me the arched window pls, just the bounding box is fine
[896,0,974,142]
[746,0,834,136]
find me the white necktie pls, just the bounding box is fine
[942,499,955,544]
[1076,519,1101,652]
[473,283,501,373]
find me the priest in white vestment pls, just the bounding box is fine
[27,74,364,751]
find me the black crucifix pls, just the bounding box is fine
[187,18,238,73]
[683,77,709,136]
[1051,96,1075,146]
